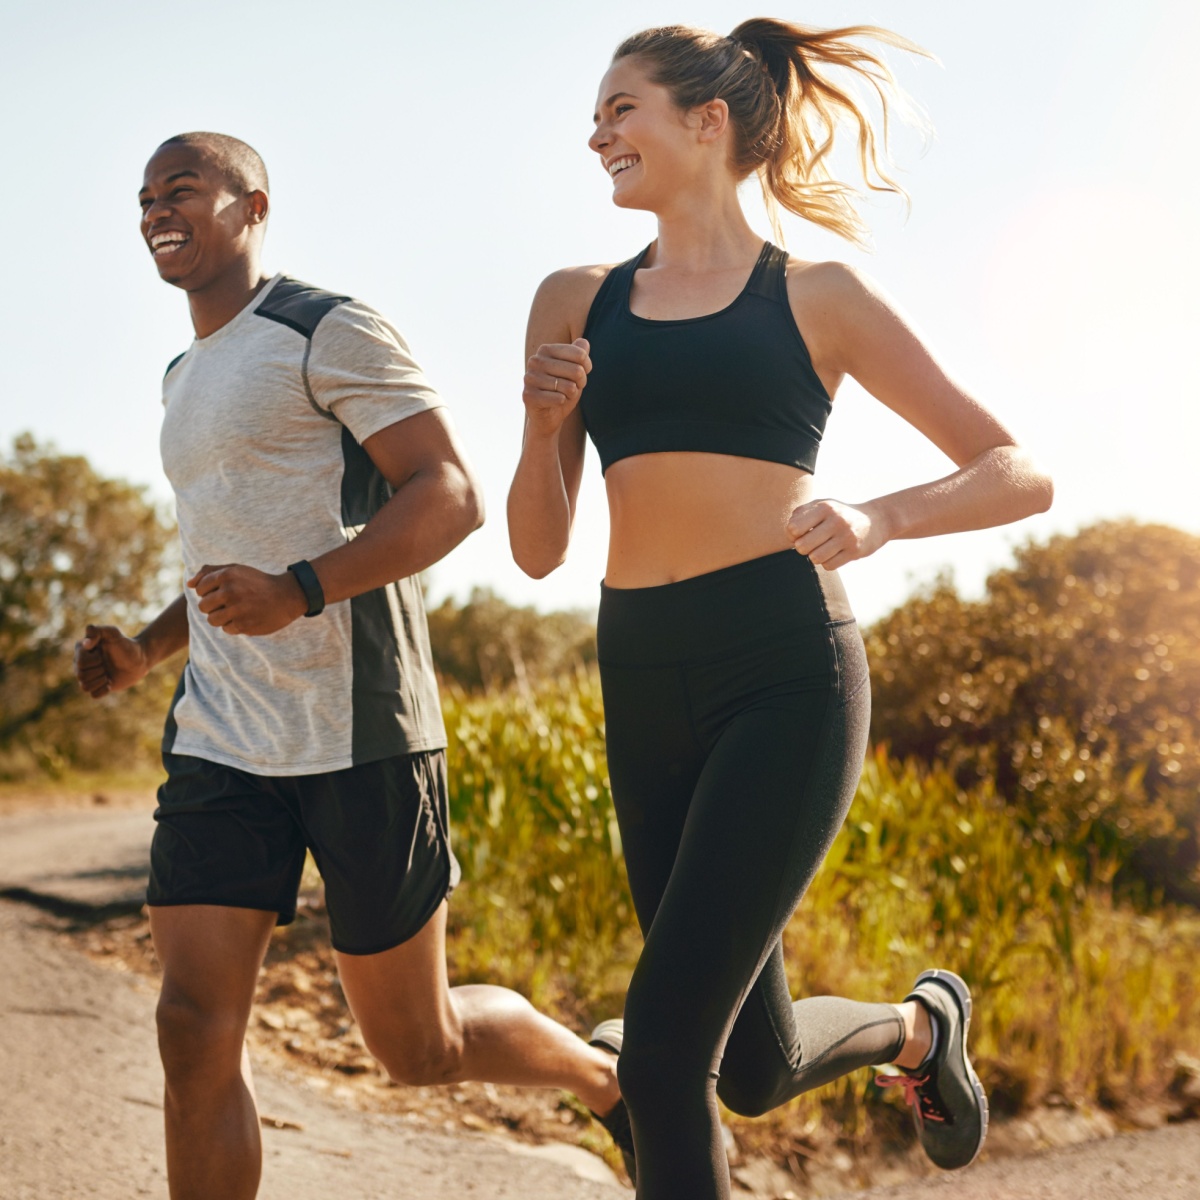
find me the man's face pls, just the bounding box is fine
[138,144,262,289]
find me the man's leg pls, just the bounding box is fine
[335,901,620,1115]
[150,904,278,1200]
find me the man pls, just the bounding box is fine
[73,132,628,1200]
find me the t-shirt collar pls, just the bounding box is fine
[192,272,284,347]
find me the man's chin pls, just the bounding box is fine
[154,260,199,289]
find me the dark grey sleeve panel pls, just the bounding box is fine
[160,664,189,753]
[340,424,393,528]
[164,351,188,379]
[253,276,351,339]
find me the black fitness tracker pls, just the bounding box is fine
[287,559,326,618]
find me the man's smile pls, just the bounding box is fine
[149,230,191,257]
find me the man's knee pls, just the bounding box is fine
[156,989,247,1091]
[359,1016,464,1087]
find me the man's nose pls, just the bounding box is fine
[143,196,172,223]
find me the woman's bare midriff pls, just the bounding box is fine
[603,452,816,588]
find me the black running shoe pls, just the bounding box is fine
[876,969,989,1170]
[588,1018,636,1185]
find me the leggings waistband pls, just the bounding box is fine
[597,550,854,667]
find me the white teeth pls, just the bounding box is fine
[608,156,639,177]
[150,232,188,251]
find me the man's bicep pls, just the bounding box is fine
[361,408,473,491]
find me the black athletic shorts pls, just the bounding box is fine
[147,749,461,955]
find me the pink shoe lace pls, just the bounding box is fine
[876,1072,947,1125]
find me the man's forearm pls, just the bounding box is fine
[311,462,483,606]
[136,594,190,668]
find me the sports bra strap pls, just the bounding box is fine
[583,255,641,336]
[744,243,789,305]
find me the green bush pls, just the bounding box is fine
[866,521,1200,903]
[426,587,595,692]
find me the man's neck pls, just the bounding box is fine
[187,258,271,339]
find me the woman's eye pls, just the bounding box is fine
[615,105,633,116]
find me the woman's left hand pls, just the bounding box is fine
[787,499,890,569]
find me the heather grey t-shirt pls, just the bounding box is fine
[160,274,447,775]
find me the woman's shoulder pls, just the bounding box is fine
[783,256,898,333]
[783,255,877,301]
[536,262,624,302]
[528,263,627,342]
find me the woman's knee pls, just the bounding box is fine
[617,1027,712,1114]
[715,1063,781,1119]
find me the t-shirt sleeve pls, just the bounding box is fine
[304,299,445,443]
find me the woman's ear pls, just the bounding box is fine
[694,98,731,143]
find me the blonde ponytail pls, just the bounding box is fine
[613,19,933,246]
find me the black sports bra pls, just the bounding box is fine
[580,241,831,475]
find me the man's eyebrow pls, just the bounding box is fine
[139,168,201,196]
[593,91,639,123]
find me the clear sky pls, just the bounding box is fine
[2,0,1196,624]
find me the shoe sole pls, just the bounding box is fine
[913,969,990,1168]
[589,1018,624,1057]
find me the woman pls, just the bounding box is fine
[507,19,1052,1200]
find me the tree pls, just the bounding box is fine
[426,588,596,692]
[0,434,176,776]
[865,521,1200,902]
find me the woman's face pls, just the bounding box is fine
[589,56,715,212]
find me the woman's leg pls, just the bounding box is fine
[715,632,907,1115]
[716,946,905,1117]
[606,627,900,1199]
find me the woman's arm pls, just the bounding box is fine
[506,267,607,578]
[786,263,1053,569]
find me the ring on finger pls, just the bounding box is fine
[552,378,560,393]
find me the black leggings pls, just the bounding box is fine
[597,551,905,1200]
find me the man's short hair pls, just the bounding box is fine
[158,132,269,195]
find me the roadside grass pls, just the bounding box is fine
[0,767,161,814]
[441,672,1200,1157]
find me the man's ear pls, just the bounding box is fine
[247,190,269,225]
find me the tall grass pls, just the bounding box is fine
[442,670,637,1023]
[442,670,1200,1142]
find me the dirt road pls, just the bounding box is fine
[0,806,620,1199]
[2,806,1198,1199]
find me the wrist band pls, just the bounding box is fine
[287,560,326,618]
